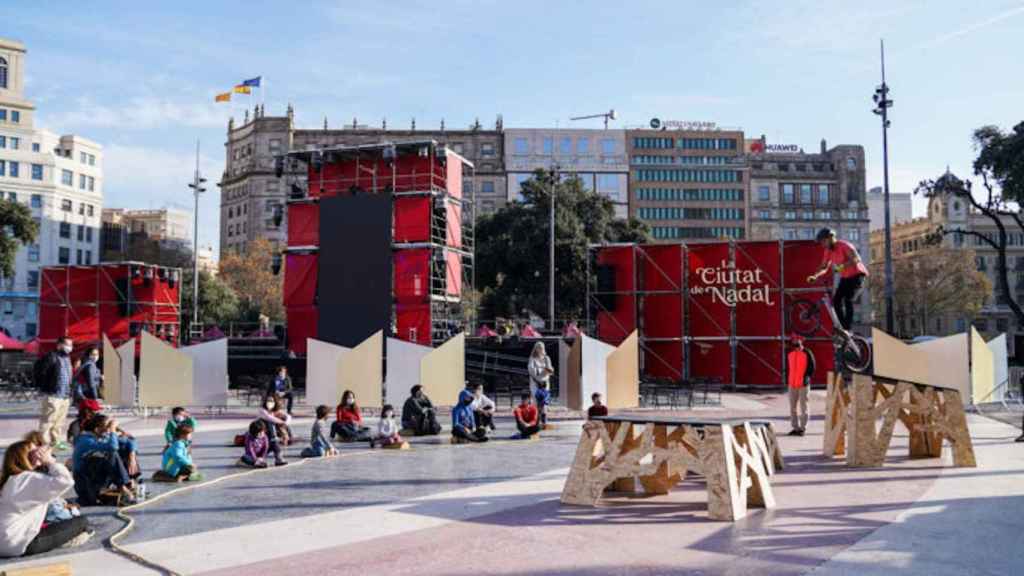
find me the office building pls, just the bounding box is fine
[866,186,913,231]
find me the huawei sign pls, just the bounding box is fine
[749,141,801,154]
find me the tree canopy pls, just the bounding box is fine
[180,269,240,327]
[218,237,284,322]
[0,199,38,278]
[474,169,649,323]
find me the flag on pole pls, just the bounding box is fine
[233,85,252,94]
[215,92,231,102]
[241,76,261,87]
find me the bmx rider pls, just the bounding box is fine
[807,228,869,331]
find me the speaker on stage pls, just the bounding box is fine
[595,265,617,312]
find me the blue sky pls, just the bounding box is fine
[9,0,1024,255]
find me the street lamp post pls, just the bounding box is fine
[873,40,895,334]
[187,141,207,327]
[548,166,557,329]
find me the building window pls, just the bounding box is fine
[542,137,553,155]
[0,135,5,148]
[27,245,39,262]
[559,137,572,155]
[782,184,794,203]
[847,228,861,241]
[0,160,4,177]
[87,204,94,217]
[601,139,616,155]
[61,170,73,186]
[514,138,528,155]
[799,184,812,203]
[758,185,770,201]
[31,164,42,181]
[58,247,70,264]
[61,199,72,212]
[758,209,771,219]
[480,143,495,157]
[0,110,5,121]
[846,157,857,170]
[577,137,589,155]
[87,176,95,191]
[76,225,84,241]
[10,111,18,123]
[32,143,39,152]
[80,152,87,164]
[85,250,92,264]
[30,195,41,209]
[847,183,858,203]
[27,271,39,289]
[801,228,815,240]
[6,162,16,178]
[9,137,18,150]
[818,184,830,203]
[25,323,36,337]
[480,181,495,195]
[784,211,797,220]
[268,139,281,153]
[59,222,71,238]
[0,57,7,89]
[86,227,93,242]
[88,154,95,166]
[75,249,82,265]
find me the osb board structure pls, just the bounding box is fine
[384,337,432,408]
[560,419,776,521]
[182,338,228,406]
[138,331,193,407]
[971,327,994,405]
[115,339,135,406]
[102,334,123,407]
[306,332,383,409]
[605,331,639,410]
[824,372,976,468]
[872,328,970,399]
[420,333,464,407]
[988,333,1008,403]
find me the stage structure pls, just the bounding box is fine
[39,263,182,354]
[280,140,474,355]
[588,240,835,388]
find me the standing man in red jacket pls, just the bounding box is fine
[786,335,816,436]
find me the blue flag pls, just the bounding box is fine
[241,76,261,87]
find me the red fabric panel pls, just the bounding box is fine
[67,267,97,304]
[733,241,782,337]
[39,304,66,345]
[639,244,683,340]
[284,253,317,307]
[393,154,442,193]
[287,305,318,355]
[393,197,431,243]
[445,251,462,297]
[396,302,431,345]
[40,268,66,305]
[643,342,683,380]
[446,200,462,248]
[67,304,98,346]
[98,264,128,303]
[688,340,731,384]
[99,303,128,344]
[736,341,783,386]
[394,249,430,302]
[783,240,825,288]
[686,242,731,337]
[595,246,636,345]
[287,202,319,246]
[446,154,463,200]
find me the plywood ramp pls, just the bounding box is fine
[102,333,123,407]
[139,331,193,407]
[970,327,994,404]
[420,333,464,407]
[183,337,229,406]
[384,337,432,408]
[115,339,136,406]
[340,331,383,409]
[606,331,639,410]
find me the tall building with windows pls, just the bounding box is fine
[626,127,748,240]
[0,38,103,340]
[503,128,628,217]
[866,185,913,231]
[220,108,504,256]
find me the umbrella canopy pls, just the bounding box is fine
[0,332,26,351]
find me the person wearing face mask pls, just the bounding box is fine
[257,394,290,466]
[35,336,75,452]
[164,407,197,449]
[73,347,103,412]
[331,390,371,442]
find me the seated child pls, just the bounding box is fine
[66,406,97,445]
[164,407,197,448]
[469,383,497,431]
[371,404,403,448]
[534,381,551,427]
[154,425,200,482]
[300,405,337,458]
[512,393,540,438]
[587,392,609,420]
[239,420,285,468]
[452,390,488,443]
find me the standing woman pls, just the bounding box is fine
[0,441,91,557]
[73,347,103,412]
[527,342,554,396]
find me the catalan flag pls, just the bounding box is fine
[215,92,231,103]
[241,76,261,87]
[233,85,251,94]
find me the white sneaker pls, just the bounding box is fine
[62,528,95,548]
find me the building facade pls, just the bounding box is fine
[0,38,103,340]
[220,107,505,256]
[866,186,913,231]
[870,171,1023,357]
[626,127,748,240]
[503,128,628,217]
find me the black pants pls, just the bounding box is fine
[331,421,370,442]
[405,412,442,436]
[833,274,865,331]
[516,421,541,437]
[453,427,488,443]
[75,451,131,506]
[474,410,494,430]
[23,516,89,556]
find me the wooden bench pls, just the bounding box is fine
[560,415,777,521]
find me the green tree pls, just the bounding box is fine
[475,169,649,322]
[0,199,39,277]
[916,121,1024,327]
[219,238,284,322]
[180,269,240,327]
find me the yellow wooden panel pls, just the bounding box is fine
[420,333,464,407]
[138,331,193,407]
[102,333,122,407]
[606,331,640,409]
[339,331,383,409]
[971,327,994,404]
[565,337,583,410]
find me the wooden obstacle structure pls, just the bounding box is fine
[560,416,778,521]
[823,372,976,467]
[1,563,72,576]
[382,440,411,450]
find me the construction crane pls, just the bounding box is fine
[569,109,617,129]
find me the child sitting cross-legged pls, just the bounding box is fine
[164,407,197,449]
[300,405,337,458]
[239,420,284,468]
[371,404,403,448]
[153,425,201,482]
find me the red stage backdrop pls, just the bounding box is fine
[593,240,834,387]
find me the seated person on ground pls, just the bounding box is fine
[534,381,552,427]
[0,440,92,558]
[300,405,337,458]
[452,390,488,443]
[512,393,541,439]
[72,414,137,506]
[154,425,200,482]
[23,432,81,527]
[372,404,404,448]
[66,405,97,445]
[468,383,497,431]
[164,406,197,448]
[259,394,294,452]
[239,419,284,468]
[402,385,442,436]
[587,392,608,420]
[332,390,371,442]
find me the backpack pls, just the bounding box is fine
[32,353,57,393]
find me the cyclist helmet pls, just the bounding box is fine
[815,227,835,242]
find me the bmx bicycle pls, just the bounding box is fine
[786,295,872,373]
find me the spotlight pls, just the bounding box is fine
[273,204,284,227]
[274,156,284,178]
[290,183,304,199]
[271,252,282,275]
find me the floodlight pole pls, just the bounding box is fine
[187,140,206,326]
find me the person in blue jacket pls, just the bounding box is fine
[71,414,135,506]
[154,425,200,482]
[452,390,488,443]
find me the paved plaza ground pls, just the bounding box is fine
[0,391,1022,575]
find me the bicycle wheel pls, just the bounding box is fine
[842,335,872,373]
[786,299,821,337]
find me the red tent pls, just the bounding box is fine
[23,339,40,355]
[521,325,541,338]
[476,325,498,338]
[0,332,25,351]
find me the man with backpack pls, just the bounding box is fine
[36,336,75,451]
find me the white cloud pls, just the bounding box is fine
[913,4,1024,49]
[39,96,230,131]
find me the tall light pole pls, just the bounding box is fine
[187,140,206,326]
[547,165,557,329]
[873,40,895,334]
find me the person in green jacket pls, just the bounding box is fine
[154,425,200,482]
[164,407,197,449]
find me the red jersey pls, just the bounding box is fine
[826,240,869,279]
[513,404,538,426]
